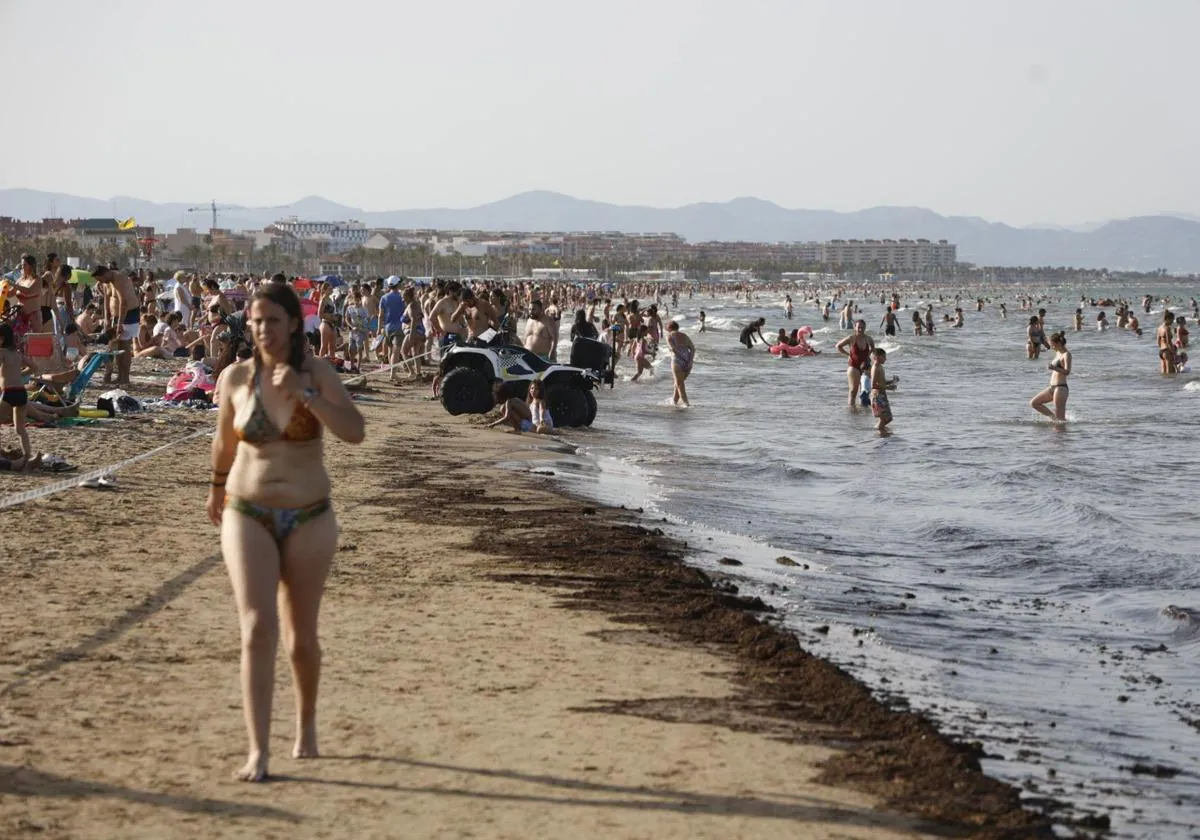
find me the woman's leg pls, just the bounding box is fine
[505,397,530,430]
[221,508,283,781]
[674,366,690,406]
[278,509,338,759]
[1029,387,1055,419]
[1052,387,1069,422]
[847,368,861,407]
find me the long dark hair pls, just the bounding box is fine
[250,283,307,371]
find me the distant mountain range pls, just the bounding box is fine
[3,187,1200,272]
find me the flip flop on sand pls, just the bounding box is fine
[81,474,117,490]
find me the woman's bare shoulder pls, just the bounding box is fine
[220,358,255,386]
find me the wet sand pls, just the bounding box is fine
[0,368,1052,839]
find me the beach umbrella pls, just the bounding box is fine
[293,277,315,290]
[69,269,96,287]
[313,274,345,287]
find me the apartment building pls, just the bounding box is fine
[0,216,72,238]
[821,239,956,270]
[560,232,688,261]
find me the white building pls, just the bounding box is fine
[530,268,597,282]
[270,217,369,254]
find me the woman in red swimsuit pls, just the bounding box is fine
[208,283,365,781]
[835,319,875,409]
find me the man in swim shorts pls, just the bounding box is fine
[378,277,407,382]
[93,265,138,386]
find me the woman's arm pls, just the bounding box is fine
[834,335,852,355]
[207,366,241,525]
[1059,351,1072,376]
[305,359,366,444]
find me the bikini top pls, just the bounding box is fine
[234,362,321,445]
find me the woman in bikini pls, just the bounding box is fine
[1030,331,1071,423]
[835,319,874,408]
[207,283,365,782]
[1027,315,1049,359]
[666,320,694,407]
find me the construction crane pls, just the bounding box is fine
[185,200,240,232]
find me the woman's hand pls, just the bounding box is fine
[271,363,302,399]
[207,485,226,526]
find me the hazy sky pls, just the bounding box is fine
[2,0,1197,225]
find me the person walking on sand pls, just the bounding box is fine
[667,320,694,407]
[207,283,365,782]
[0,324,36,470]
[1030,332,1071,423]
[835,319,874,409]
[868,347,897,433]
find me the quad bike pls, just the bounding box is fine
[437,336,611,427]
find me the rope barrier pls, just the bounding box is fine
[341,347,441,387]
[0,429,209,511]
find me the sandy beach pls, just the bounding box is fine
[0,371,1051,839]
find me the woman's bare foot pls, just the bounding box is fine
[293,723,318,759]
[234,751,269,782]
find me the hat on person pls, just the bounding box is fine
[386,275,401,287]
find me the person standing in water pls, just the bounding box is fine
[784,295,793,320]
[880,305,898,337]
[1027,315,1050,359]
[666,321,694,407]
[868,347,897,432]
[739,317,766,348]
[1030,332,1071,423]
[835,319,874,409]
[1157,311,1177,374]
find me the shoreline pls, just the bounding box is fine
[0,374,1062,838]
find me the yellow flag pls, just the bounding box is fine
[118,217,137,230]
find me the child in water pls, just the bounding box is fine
[869,347,897,432]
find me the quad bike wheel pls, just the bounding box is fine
[546,384,587,427]
[441,367,492,415]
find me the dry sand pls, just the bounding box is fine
[0,366,1051,839]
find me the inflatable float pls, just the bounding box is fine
[769,325,817,357]
[770,341,818,357]
[166,363,215,402]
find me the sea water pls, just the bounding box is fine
[554,285,1200,839]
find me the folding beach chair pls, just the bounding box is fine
[66,351,118,404]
